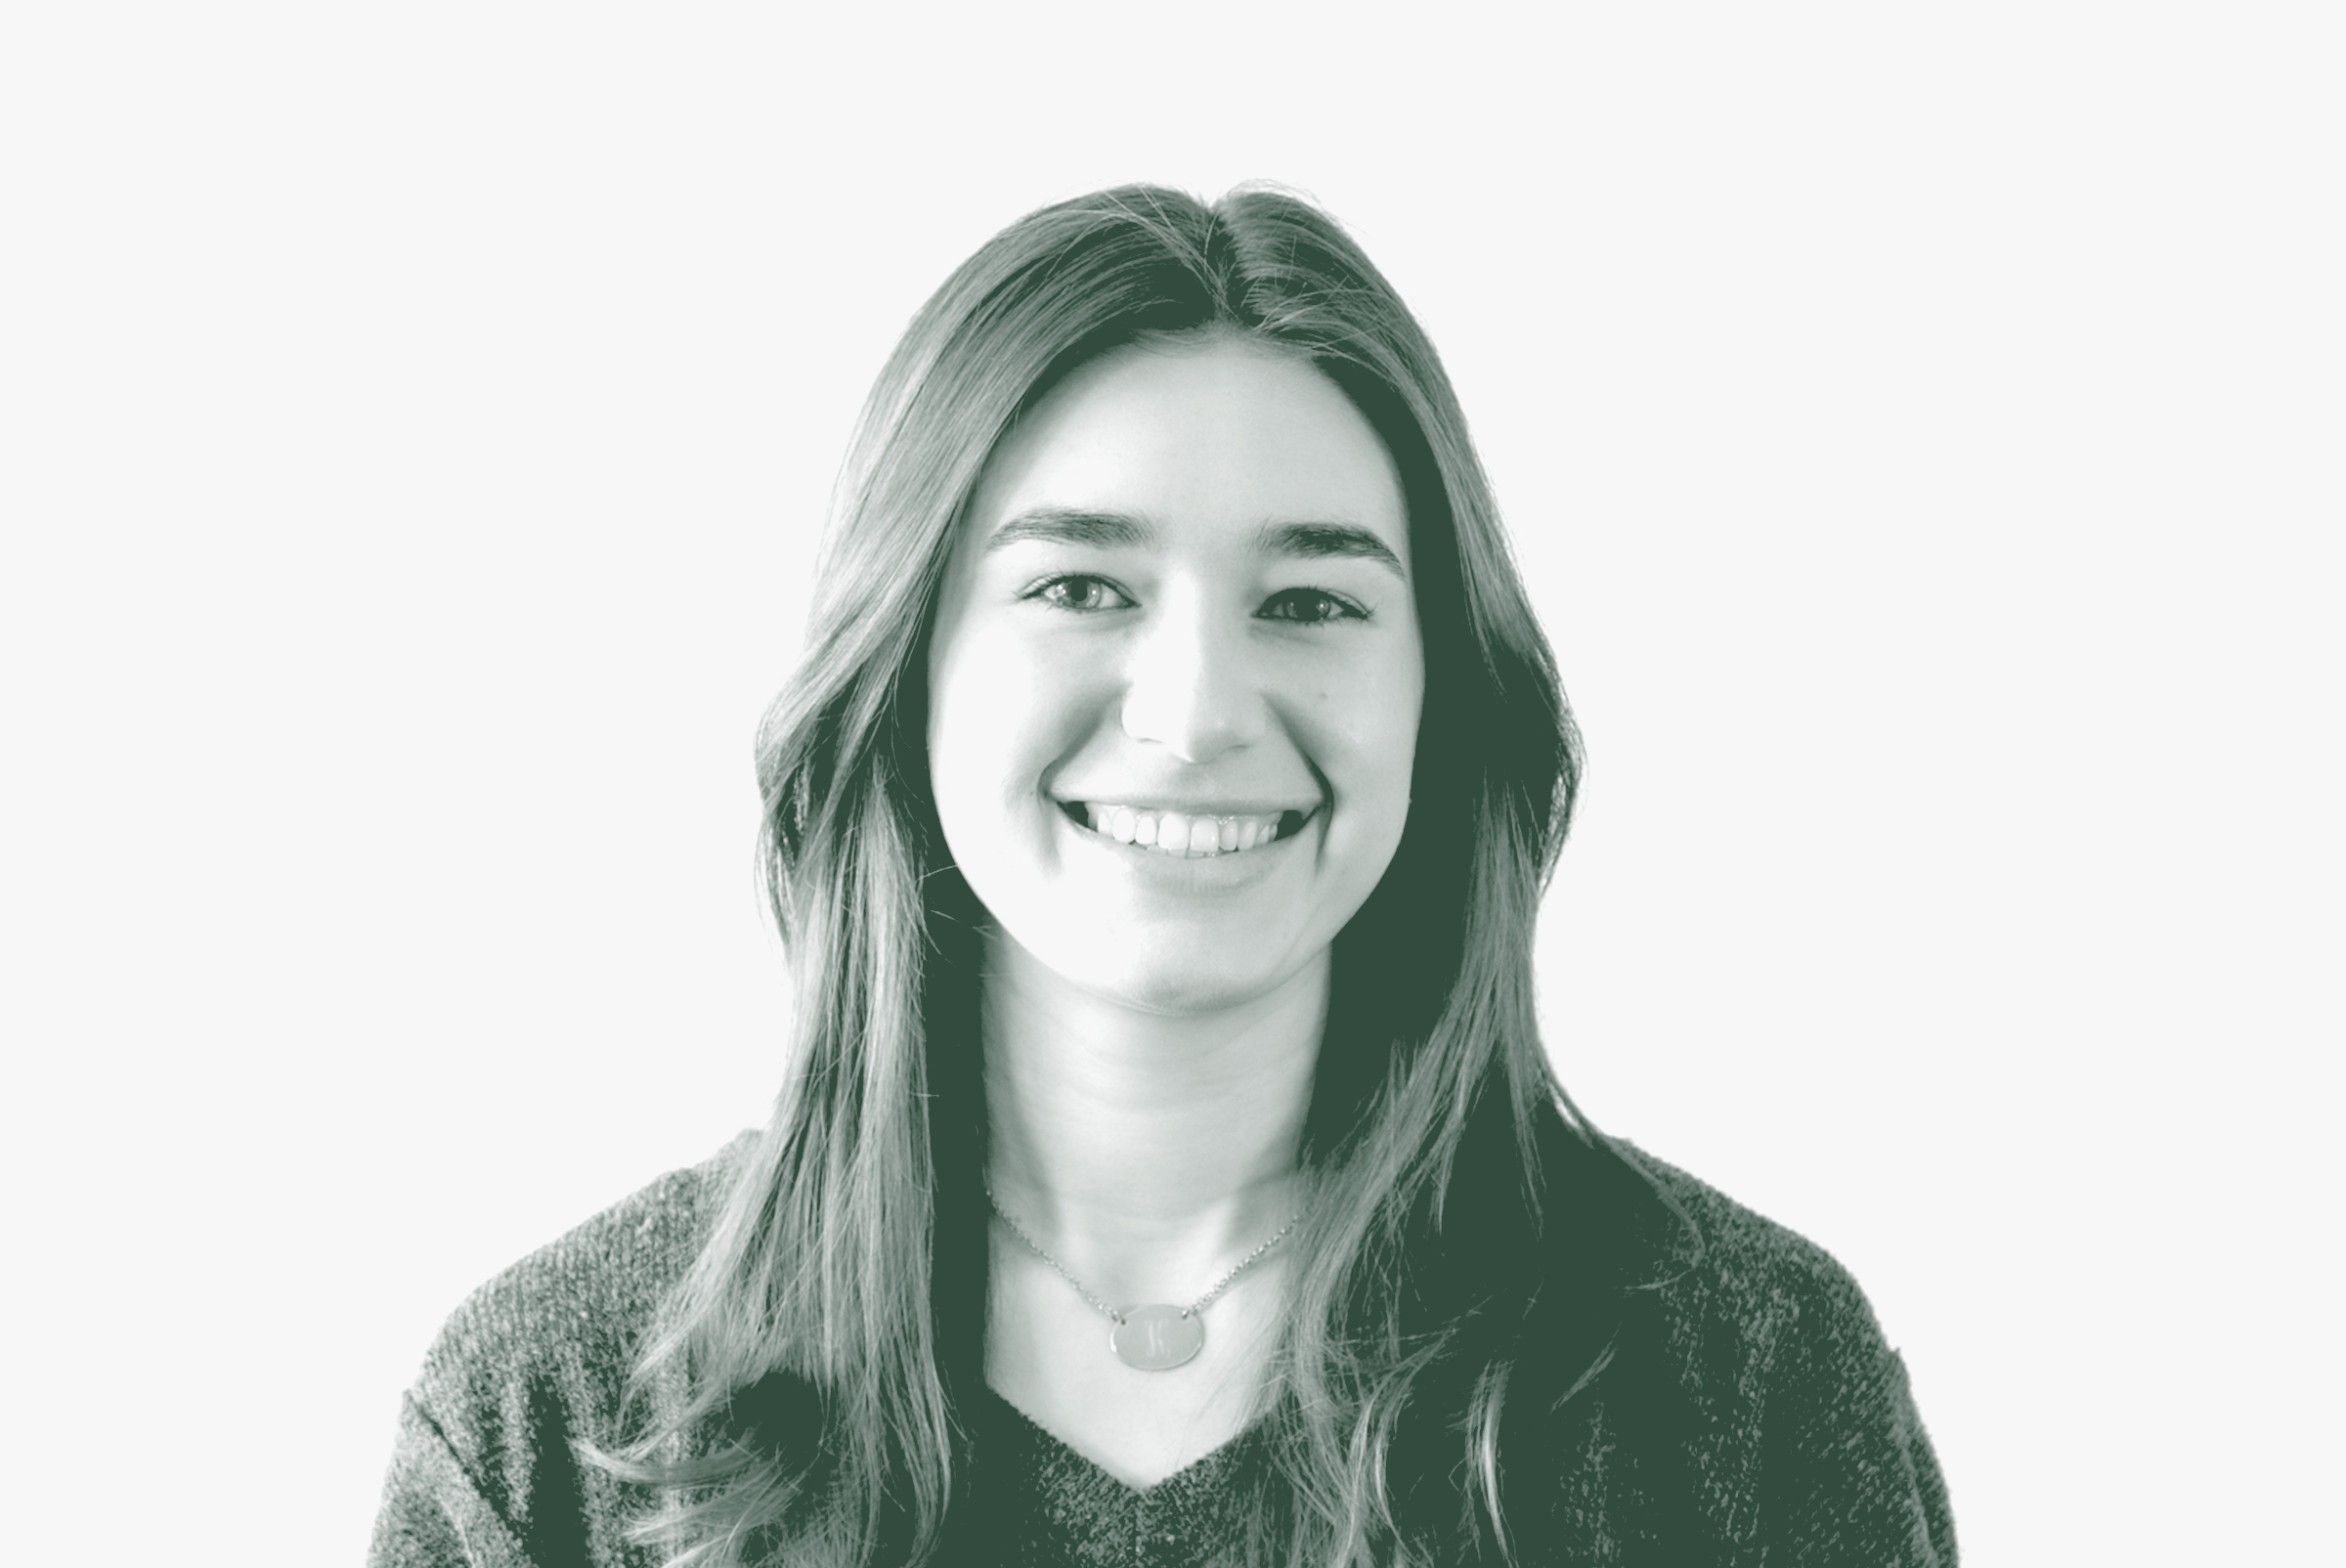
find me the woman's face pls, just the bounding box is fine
[927,334,1425,1017]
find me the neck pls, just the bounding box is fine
[980,929,1321,1278]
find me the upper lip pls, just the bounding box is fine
[1055,795,1320,816]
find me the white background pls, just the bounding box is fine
[4,4,2337,1562]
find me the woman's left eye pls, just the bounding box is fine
[1258,588,1365,626]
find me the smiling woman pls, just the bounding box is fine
[930,336,1424,1025]
[369,187,1956,1566]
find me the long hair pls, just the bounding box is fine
[598,185,1625,1566]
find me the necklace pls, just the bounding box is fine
[984,1190,1301,1371]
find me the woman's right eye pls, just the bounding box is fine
[1029,575,1134,613]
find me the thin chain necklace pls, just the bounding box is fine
[984,1189,1301,1371]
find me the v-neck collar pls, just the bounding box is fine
[961,1385,1268,1566]
[981,1384,1263,1497]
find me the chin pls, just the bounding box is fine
[1071,948,1299,1019]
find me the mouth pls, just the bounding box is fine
[1058,800,1314,859]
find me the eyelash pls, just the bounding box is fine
[1028,575,1134,614]
[1258,587,1367,626]
[1023,576,1368,626]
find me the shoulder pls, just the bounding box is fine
[1599,1138,1919,1426]
[1611,1141,1884,1351]
[413,1130,755,1413]
[370,1132,759,1568]
[1592,1140,1958,1563]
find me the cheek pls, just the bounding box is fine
[1353,640,1426,807]
[1308,642,1425,855]
[929,627,1101,820]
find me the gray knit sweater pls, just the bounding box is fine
[369,1133,1955,1566]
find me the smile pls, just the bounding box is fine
[1060,801,1313,858]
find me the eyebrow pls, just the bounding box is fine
[981,506,1152,552]
[1256,521,1407,579]
[983,507,1408,580]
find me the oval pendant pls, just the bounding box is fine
[1109,1304,1204,1371]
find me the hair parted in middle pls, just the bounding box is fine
[597,184,1664,1568]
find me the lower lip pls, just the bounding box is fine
[1058,807,1314,888]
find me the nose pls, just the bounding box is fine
[1119,598,1268,763]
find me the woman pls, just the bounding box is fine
[370,185,1955,1566]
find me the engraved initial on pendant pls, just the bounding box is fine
[1110,1304,1204,1371]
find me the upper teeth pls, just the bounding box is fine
[1079,804,1290,857]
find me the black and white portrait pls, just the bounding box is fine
[5,7,2334,1566]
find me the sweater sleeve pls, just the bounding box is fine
[1763,1257,1958,1566]
[369,1393,544,1568]
[365,1140,749,1568]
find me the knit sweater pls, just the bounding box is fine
[369,1132,1955,1566]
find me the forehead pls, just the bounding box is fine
[965,335,1408,550]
